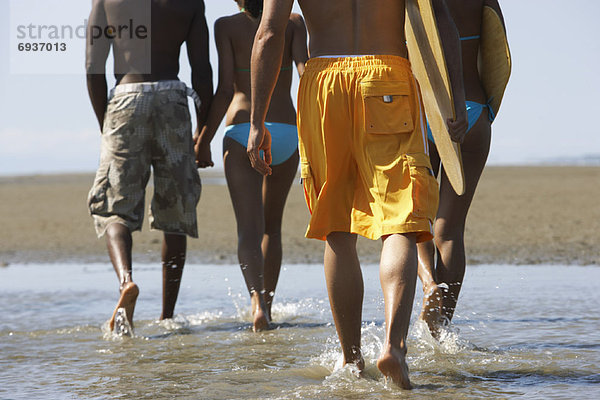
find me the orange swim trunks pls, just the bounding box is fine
[297,55,438,242]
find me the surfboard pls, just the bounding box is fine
[479,6,511,118]
[405,0,465,196]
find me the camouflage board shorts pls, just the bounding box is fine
[88,80,202,238]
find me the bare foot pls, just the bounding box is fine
[377,345,412,390]
[345,355,365,378]
[251,291,270,332]
[419,282,443,339]
[109,282,139,332]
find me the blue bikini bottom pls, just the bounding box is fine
[427,101,495,143]
[224,122,298,166]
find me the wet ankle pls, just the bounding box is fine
[119,279,134,292]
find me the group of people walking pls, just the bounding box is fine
[86,0,506,389]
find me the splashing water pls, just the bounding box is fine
[113,308,132,337]
[1,263,600,399]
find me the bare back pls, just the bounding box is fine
[218,13,306,125]
[297,0,407,57]
[103,0,203,84]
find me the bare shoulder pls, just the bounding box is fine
[215,13,245,31]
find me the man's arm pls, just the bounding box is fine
[85,0,111,131]
[186,0,213,138]
[194,18,235,168]
[248,0,294,175]
[431,0,468,143]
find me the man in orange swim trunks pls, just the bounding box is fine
[247,0,467,389]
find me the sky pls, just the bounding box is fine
[0,0,599,176]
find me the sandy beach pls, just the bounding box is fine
[0,166,598,266]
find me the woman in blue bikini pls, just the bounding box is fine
[195,0,307,331]
[417,0,507,336]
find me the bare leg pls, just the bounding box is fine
[105,222,139,331]
[376,233,417,390]
[417,240,443,337]
[224,138,269,331]
[435,115,490,322]
[262,151,299,319]
[161,233,186,320]
[416,142,443,336]
[324,232,364,371]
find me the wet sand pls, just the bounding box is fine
[0,166,598,265]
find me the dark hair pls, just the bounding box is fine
[243,0,263,19]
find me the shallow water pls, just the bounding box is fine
[1,263,599,399]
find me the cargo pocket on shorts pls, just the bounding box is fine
[87,164,111,215]
[300,160,316,214]
[406,154,438,221]
[360,80,414,134]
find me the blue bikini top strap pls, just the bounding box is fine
[460,35,481,41]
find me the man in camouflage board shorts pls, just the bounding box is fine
[89,82,203,238]
[86,0,213,334]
